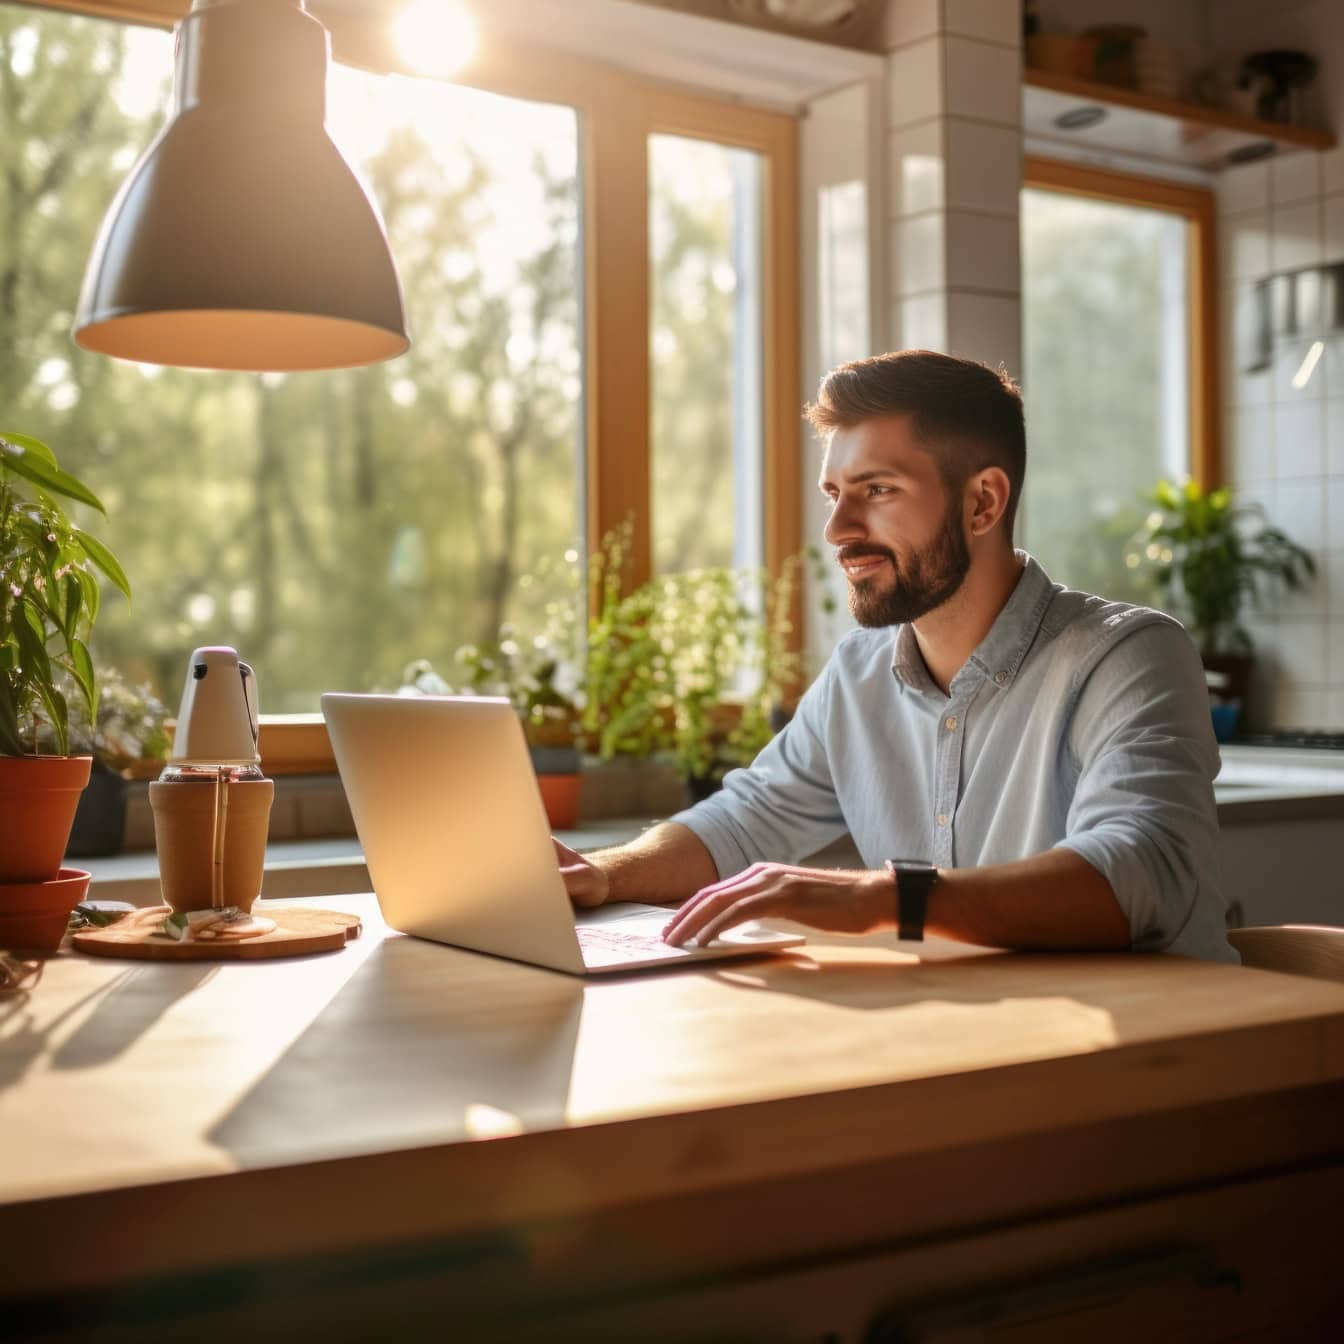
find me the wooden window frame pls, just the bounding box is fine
[19,1,802,774]
[1023,156,1220,491]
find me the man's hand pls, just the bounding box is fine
[554,838,609,908]
[661,863,894,947]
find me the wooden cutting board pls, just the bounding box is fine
[71,904,362,961]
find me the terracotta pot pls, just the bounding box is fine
[0,866,91,953]
[536,772,581,830]
[0,755,93,883]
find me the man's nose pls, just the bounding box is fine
[824,495,864,546]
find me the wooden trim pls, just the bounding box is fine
[1024,155,1220,488]
[1025,69,1336,153]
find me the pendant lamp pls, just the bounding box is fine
[73,0,409,372]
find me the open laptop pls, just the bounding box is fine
[321,693,806,976]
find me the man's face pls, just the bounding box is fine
[819,415,970,628]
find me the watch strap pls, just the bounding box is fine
[885,860,937,942]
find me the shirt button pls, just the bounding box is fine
[937,813,948,827]
[994,670,1009,686]
[945,715,957,730]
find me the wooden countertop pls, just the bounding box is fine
[4,891,1344,1303]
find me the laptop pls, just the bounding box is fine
[320,693,806,976]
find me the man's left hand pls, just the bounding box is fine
[661,863,894,947]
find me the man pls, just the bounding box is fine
[557,350,1234,962]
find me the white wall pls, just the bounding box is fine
[1212,0,1344,729]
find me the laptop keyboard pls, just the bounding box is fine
[575,924,687,963]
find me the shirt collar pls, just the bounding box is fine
[889,552,1056,695]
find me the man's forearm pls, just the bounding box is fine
[927,848,1130,950]
[588,821,720,906]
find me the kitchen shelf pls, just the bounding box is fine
[1024,69,1335,173]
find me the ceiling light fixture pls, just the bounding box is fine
[73,0,409,373]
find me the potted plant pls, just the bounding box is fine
[1,430,129,948]
[56,668,172,857]
[1130,478,1316,733]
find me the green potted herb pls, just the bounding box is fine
[1130,478,1316,731]
[0,430,129,947]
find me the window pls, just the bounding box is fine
[1020,157,1217,602]
[2,2,799,747]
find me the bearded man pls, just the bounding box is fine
[556,349,1234,962]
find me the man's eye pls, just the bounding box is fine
[867,484,893,498]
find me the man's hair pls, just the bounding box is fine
[805,350,1026,535]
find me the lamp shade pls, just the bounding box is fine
[73,0,409,372]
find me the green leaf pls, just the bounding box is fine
[0,431,58,468]
[72,529,131,601]
[74,565,101,627]
[69,638,95,718]
[0,442,106,513]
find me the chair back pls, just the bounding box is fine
[1228,925,1344,983]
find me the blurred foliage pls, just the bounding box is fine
[1129,478,1317,655]
[401,522,804,781]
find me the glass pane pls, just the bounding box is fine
[1020,186,1189,603]
[817,179,869,372]
[649,134,764,575]
[1,3,583,711]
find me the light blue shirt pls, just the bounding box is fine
[672,554,1235,962]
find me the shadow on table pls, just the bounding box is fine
[208,933,583,1165]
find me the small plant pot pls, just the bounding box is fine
[0,867,91,953]
[66,764,129,858]
[529,745,581,829]
[0,755,93,883]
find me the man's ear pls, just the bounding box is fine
[966,467,1012,538]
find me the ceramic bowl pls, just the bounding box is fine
[0,867,92,954]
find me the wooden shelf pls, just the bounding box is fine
[1024,69,1335,173]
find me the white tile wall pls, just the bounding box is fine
[945,290,1022,367]
[1323,144,1344,197]
[942,36,1020,123]
[888,120,945,215]
[1327,399,1344,476]
[944,119,1021,212]
[1269,199,1323,271]
[1273,479,1326,552]
[881,0,939,50]
[1228,405,1272,484]
[1274,400,1325,481]
[1271,153,1322,208]
[900,291,947,349]
[1326,193,1344,261]
[897,211,945,295]
[943,0,1021,47]
[1217,160,1270,217]
[887,37,943,125]
[1277,619,1329,683]
[945,209,1020,294]
[1220,211,1271,285]
[883,5,1021,374]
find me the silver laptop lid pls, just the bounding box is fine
[321,693,585,974]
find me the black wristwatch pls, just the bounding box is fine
[885,859,939,942]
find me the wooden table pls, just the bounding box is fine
[4,893,1344,1342]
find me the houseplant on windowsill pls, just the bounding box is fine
[49,667,172,858]
[1130,478,1316,737]
[1,430,130,948]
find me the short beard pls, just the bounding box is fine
[844,499,971,628]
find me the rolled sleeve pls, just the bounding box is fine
[670,664,848,878]
[1054,622,1230,958]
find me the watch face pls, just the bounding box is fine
[888,859,935,872]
